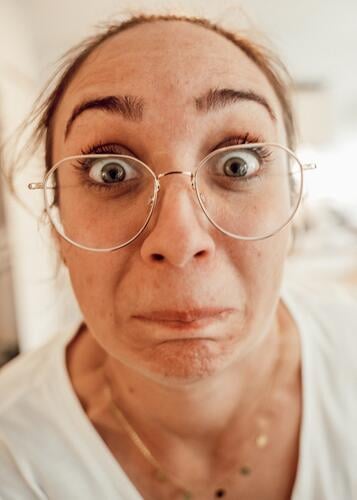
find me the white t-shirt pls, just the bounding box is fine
[0,281,356,500]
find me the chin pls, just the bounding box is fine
[136,338,236,385]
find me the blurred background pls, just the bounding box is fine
[0,0,356,362]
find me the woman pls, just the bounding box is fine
[0,13,356,500]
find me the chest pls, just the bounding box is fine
[91,391,301,500]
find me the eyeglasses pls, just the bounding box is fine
[29,142,316,252]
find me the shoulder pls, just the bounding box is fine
[0,333,63,414]
[282,276,357,395]
[282,276,357,350]
[283,278,357,497]
[0,327,78,430]
[0,329,79,497]
[0,341,62,500]
[0,437,43,499]
[282,275,357,415]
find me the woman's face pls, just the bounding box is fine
[52,20,291,384]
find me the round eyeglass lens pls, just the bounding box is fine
[45,154,157,251]
[195,143,303,239]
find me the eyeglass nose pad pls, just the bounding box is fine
[199,191,207,207]
[147,195,155,208]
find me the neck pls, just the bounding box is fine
[102,302,295,448]
[67,299,301,492]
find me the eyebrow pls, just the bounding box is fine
[65,87,275,139]
[64,95,144,138]
[195,88,276,122]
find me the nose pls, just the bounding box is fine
[140,175,216,268]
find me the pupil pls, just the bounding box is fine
[225,158,248,177]
[101,163,125,183]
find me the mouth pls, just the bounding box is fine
[133,308,235,331]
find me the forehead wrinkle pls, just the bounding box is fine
[54,22,286,158]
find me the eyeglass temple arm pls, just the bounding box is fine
[302,163,317,171]
[28,182,44,190]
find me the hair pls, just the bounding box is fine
[19,14,296,174]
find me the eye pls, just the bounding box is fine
[88,157,138,184]
[216,149,261,178]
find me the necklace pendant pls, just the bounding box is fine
[256,433,268,448]
[240,465,252,476]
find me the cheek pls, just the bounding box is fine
[257,235,289,283]
[61,242,123,323]
[253,232,290,312]
[226,229,290,309]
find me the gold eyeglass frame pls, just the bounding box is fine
[29,142,316,253]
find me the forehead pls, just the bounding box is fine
[59,20,280,115]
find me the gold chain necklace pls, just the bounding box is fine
[102,347,281,500]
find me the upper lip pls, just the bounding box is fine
[134,308,235,322]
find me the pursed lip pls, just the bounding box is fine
[133,308,235,326]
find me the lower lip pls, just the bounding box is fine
[134,312,231,331]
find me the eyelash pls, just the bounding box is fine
[215,132,272,160]
[216,131,261,148]
[80,142,127,156]
[79,132,271,166]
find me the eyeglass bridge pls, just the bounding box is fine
[156,170,195,191]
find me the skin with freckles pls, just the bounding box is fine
[55,20,301,500]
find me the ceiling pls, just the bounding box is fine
[17,0,357,137]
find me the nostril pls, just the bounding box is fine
[195,250,206,258]
[152,253,165,262]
